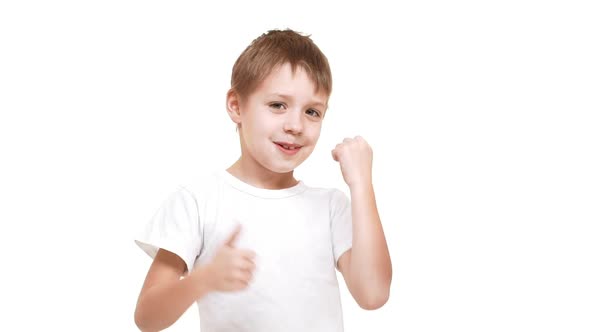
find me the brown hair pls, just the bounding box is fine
[230,29,332,101]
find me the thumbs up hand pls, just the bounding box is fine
[204,224,257,292]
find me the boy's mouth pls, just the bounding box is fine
[273,141,302,154]
[273,141,302,150]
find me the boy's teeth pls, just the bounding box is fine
[279,144,297,150]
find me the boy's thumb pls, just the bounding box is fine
[224,224,242,247]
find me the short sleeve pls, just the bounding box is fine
[135,186,203,273]
[330,189,353,267]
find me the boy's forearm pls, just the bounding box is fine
[135,264,213,332]
[348,183,392,300]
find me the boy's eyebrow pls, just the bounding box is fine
[268,93,327,109]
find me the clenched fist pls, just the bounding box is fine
[332,136,373,188]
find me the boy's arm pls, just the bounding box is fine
[134,249,213,332]
[332,136,392,310]
[337,183,392,310]
[135,226,256,331]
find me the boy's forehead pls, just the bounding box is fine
[254,64,329,105]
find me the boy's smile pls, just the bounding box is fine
[226,62,329,188]
[273,141,302,155]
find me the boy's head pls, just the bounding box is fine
[226,29,332,174]
[230,29,332,103]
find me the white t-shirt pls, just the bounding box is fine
[135,170,353,332]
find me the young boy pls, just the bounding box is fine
[134,29,392,332]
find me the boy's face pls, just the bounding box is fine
[227,63,329,174]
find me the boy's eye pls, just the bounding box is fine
[270,103,286,110]
[306,109,321,117]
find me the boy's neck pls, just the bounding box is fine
[226,159,299,190]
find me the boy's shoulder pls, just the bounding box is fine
[296,181,351,214]
[303,183,348,199]
[300,177,349,197]
[179,170,224,198]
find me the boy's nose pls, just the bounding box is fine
[283,112,303,135]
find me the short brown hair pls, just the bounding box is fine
[230,29,332,101]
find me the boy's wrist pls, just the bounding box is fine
[187,264,215,298]
[349,180,373,193]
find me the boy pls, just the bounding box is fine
[134,29,392,332]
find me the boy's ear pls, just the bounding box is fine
[226,89,242,125]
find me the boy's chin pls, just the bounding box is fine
[266,161,304,174]
[267,165,297,174]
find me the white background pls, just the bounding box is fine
[1,0,589,331]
